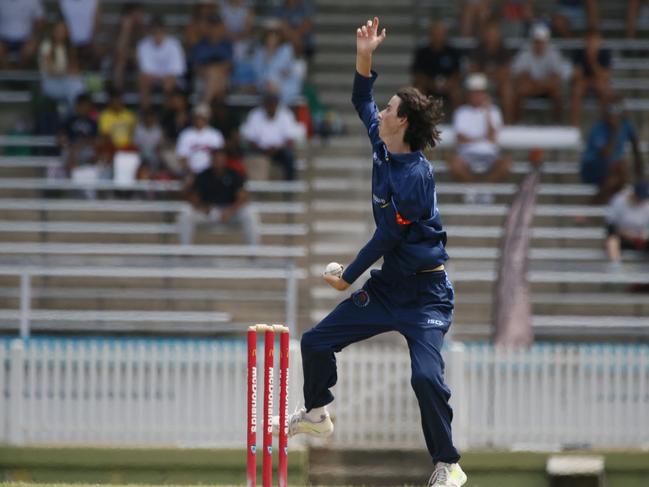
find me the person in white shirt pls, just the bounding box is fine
[176,104,225,177]
[606,181,649,265]
[511,23,566,122]
[448,73,511,184]
[136,15,186,108]
[240,91,301,180]
[0,0,45,68]
[59,0,100,67]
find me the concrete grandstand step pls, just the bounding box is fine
[312,222,605,239]
[311,200,606,218]
[315,13,414,27]
[0,309,232,334]
[533,315,649,337]
[0,220,307,236]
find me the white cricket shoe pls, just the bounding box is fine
[427,462,467,487]
[272,407,334,438]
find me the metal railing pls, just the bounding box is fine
[0,264,304,339]
[1,339,647,449]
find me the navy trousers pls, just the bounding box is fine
[301,269,461,464]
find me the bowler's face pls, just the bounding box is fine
[378,95,404,140]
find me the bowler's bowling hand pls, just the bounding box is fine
[323,273,350,291]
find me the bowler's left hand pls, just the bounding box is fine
[323,273,350,291]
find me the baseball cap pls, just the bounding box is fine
[193,103,211,118]
[465,73,488,91]
[531,23,550,41]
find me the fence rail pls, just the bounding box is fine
[1,339,648,450]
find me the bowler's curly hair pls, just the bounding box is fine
[395,87,444,151]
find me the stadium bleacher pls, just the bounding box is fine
[0,0,648,344]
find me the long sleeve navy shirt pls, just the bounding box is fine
[341,70,449,285]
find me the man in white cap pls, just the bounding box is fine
[511,23,566,122]
[175,103,225,179]
[448,73,511,188]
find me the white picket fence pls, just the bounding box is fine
[1,338,648,450]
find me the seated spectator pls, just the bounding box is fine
[552,0,599,38]
[411,21,462,111]
[469,21,514,123]
[626,0,648,38]
[272,0,315,60]
[38,19,85,108]
[99,89,137,153]
[191,15,234,104]
[460,0,491,37]
[113,2,146,90]
[184,1,217,52]
[134,108,164,176]
[230,42,259,95]
[253,20,305,105]
[0,0,45,68]
[220,0,254,60]
[240,91,301,181]
[176,104,225,177]
[605,182,649,265]
[581,101,642,204]
[448,74,511,188]
[59,93,98,175]
[512,23,566,122]
[59,0,100,68]
[178,147,260,245]
[570,29,611,126]
[136,15,186,108]
[501,0,533,37]
[161,89,191,142]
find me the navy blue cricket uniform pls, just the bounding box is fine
[300,70,460,464]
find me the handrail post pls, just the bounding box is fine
[19,273,31,339]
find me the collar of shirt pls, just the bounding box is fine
[387,150,425,164]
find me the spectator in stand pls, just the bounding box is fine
[581,101,642,204]
[469,21,514,123]
[272,0,315,60]
[191,15,234,104]
[240,91,301,181]
[448,73,510,188]
[501,0,533,37]
[253,20,305,105]
[176,103,225,177]
[512,23,566,122]
[59,0,100,68]
[59,93,98,175]
[627,0,648,38]
[134,108,164,176]
[220,0,254,60]
[606,181,649,266]
[184,1,217,53]
[178,147,260,245]
[136,15,186,109]
[38,19,85,108]
[411,21,462,111]
[570,29,612,126]
[0,0,45,68]
[113,2,146,90]
[460,0,491,37]
[99,89,137,154]
[552,0,599,38]
[161,89,191,142]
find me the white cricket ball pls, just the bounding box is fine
[324,262,343,278]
